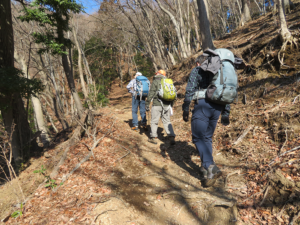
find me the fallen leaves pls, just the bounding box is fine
[5,114,135,224]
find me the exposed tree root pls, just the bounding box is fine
[278,35,299,65]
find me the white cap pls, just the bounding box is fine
[134,72,142,78]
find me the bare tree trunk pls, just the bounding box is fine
[236,0,242,16]
[42,103,58,133]
[191,2,201,51]
[71,94,74,116]
[31,97,50,146]
[277,0,292,42]
[155,0,189,58]
[62,78,68,115]
[43,53,64,112]
[56,22,84,118]
[79,42,93,86]
[117,47,123,88]
[15,52,51,146]
[128,0,171,69]
[203,0,210,21]
[282,0,294,14]
[184,0,191,55]
[253,0,263,13]
[197,0,215,50]
[61,53,84,117]
[73,26,89,100]
[240,0,251,27]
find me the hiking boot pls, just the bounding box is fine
[141,124,148,131]
[199,166,208,180]
[203,164,222,187]
[148,137,158,144]
[131,126,138,131]
[169,136,175,145]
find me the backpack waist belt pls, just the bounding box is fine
[192,89,206,101]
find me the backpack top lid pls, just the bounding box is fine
[214,48,235,64]
[136,75,148,81]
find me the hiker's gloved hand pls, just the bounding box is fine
[145,105,150,111]
[182,101,190,112]
[221,115,230,126]
[183,111,189,122]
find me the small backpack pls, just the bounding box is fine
[158,78,177,101]
[193,48,240,105]
[135,76,150,99]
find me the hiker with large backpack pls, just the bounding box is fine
[145,70,176,145]
[126,72,150,131]
[182,48,241,187]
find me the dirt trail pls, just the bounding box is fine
[95,82,241,225]
[1,82,243,225]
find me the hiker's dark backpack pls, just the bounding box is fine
[193,48,242,105]
[135,76,150,100]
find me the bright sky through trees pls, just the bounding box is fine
[78,0,100,14]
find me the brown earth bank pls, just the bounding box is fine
[1,3,300,225]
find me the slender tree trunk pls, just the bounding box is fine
[31,97,50,146]
[277,0,292,42]
[236,0,242,16]
[197,0,215,50]
[44,53,64,112]
[42,103,58,133]
[155,0,189,58]
[61,52,84,116]
[15,52,51,146]
[240,0,251,27]
[282,0,294,14]
[191,3,201,51]
[185,0,191,55]
[253,0,262,13]
[57,22,84,118]
[79,42,93,86]
[118,47,123,88]
[73,26,89,100]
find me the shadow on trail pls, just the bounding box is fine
[160,141,203,181]
[123,119,166,142]
[78,131,237,224]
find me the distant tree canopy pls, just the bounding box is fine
[134,52,155,78]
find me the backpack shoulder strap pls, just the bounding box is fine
[222,59,234,66]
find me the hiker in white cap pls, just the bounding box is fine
[126,72,150,131]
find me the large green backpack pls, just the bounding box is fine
[158,78,177,101]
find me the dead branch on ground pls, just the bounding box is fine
[51,109,89,178]
[52,120,115,192]
[233,125,253,146]
[269,145,300,166]
[116,144,132,162]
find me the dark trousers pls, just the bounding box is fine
[191,99,224,170]
[132,96,147,127]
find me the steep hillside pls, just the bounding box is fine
[167,4,300,224]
